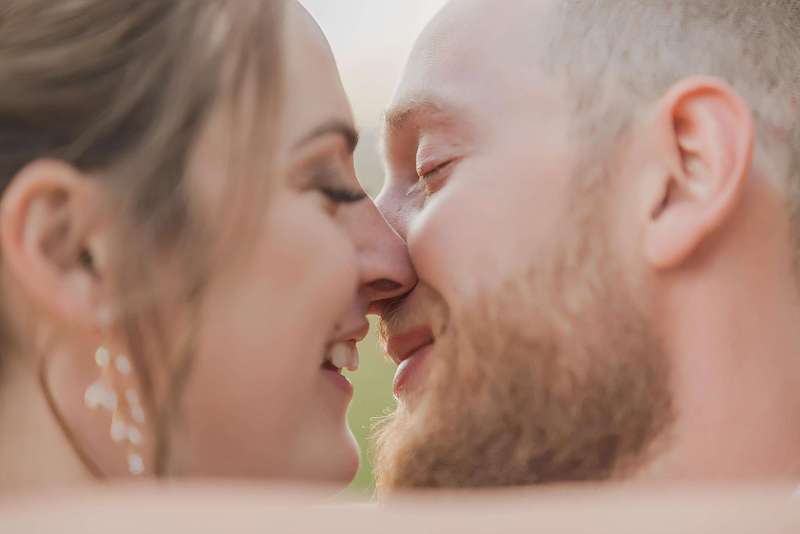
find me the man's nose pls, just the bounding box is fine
[349,199,417,311]
[374,185,408,241]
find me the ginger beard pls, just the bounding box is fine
[373,191,675,491]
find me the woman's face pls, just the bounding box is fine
[173,3,389,483]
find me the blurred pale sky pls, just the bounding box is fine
[300,0,448,129]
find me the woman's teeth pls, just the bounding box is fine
[326,342,359,372]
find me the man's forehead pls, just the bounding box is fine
[382,0,566,144]
[389,0,556,113]
[413,0,554,58]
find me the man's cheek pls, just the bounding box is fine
[407,191,507,303]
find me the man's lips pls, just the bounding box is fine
[386,325,434,365]
[386,325,435,396]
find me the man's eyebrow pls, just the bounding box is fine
[294,119,360,154]
[383,97,451,133]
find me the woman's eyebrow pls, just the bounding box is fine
[294,119,360,154]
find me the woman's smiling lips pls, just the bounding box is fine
[321,359,355,396]
[386,325,435,397]
[321,323,370,397]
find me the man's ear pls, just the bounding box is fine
[0,159,114,329]
[644,77,754,269]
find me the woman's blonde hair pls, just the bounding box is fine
[0,0,284,475]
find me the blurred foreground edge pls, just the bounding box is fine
[0,482,797,533]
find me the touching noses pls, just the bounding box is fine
[348,199,417,312]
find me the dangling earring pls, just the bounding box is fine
[84,345,147,476]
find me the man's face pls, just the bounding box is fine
[374,0,673,490]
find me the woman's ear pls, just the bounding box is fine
[0,159,116,329]
[643,77,755,269]
[0,160,156,478]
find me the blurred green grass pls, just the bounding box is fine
[343,316,397,495]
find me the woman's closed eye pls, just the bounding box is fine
[309,163,367,214]
[318,185,367,204]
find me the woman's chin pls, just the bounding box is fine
[315,429,361,487]
[267,426,361,488]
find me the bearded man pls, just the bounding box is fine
[373,0,800,490]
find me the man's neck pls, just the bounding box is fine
[640,256,800,482]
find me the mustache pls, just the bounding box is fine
[377,299,418,351]
[378,283,451,349]
[377,299,406,348]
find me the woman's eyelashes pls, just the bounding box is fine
[308,163,367,212]
[318,185,367,204]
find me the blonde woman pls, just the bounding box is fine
[0,0,415,490]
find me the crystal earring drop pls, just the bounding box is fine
[84,345,147,476]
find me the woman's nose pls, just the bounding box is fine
[347,200,417,309]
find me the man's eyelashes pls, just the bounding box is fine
[417,159,455,182]
[407,159,457,197]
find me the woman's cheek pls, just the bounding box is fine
[307,209,360,311]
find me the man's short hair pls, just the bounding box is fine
[544,0,800,257]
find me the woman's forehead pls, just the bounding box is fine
[281,1,354,149]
